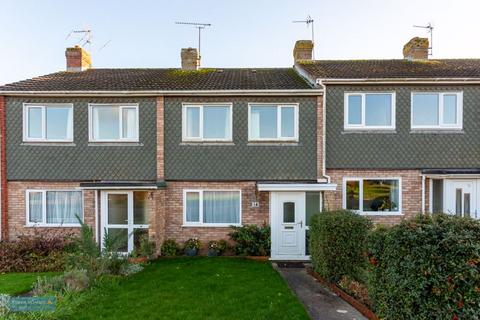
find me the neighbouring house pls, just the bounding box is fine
[0,37,479,261]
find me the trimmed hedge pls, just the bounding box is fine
[367,214,480,319]
[229,224,270,256]
[309,210,372,282]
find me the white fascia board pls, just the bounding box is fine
[257,183,337,192]
[0,89,323,97]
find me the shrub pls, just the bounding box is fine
[184,238,201,250]
[229,224,270,256]
[309,210,372,283]
[33,269,89,295]
[208,240,229,255]
[367,214,480,319]
[0,234,73,273]
[161,239,180,256]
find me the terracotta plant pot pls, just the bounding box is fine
[128,256,148,264]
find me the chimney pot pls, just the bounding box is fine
[181,48,200,70]
[403,37,429,60]
[65,46,91,71]
[293,40,314,63]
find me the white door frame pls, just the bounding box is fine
[444,179,479,219]
[270,192,308,261]
[100,190,149,253]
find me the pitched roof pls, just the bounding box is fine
[0,68,312,92]
[296,59,480,79]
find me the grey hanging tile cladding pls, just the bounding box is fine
[164,97,318,180]
[326,85,480,169]
[7,97,157,180]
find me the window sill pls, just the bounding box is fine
[357,212,404,216]
[88,142,143,146]
[342,130,396,134]
[21,142,76,146]
[247,141,299,146]
[180,142,235,146]
[25,224,82,228]
[182,224,241,228]
[410,129,464,134]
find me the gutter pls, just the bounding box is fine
[319,78,480,85]
[0,89,323,97]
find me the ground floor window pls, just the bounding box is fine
[183,190,241,226]
[344,178,401,214]
[26,190,83,226]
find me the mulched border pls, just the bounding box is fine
[306,267,379,320]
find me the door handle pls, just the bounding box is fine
[298,220,303,228]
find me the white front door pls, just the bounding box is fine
[100,191,149,253]
[445,180,478,219]
[271,192,306,260]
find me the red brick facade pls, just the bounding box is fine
[163,181,269,245]
[0,95,6,240]
[324,169,429,225]
[7,182,96,239]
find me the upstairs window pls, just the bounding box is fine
[411,92,462,129]
[27,190,83,226]
[89,104,139,142]
[182,104,232,141]
[344,93,395,129]
[248,104,298,141]
[23,104,73,142]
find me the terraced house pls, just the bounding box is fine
[0,37,479,260]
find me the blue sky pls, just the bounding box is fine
[1,0,479,85]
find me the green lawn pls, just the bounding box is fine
[58,257,308,320]
[0,272,59,295]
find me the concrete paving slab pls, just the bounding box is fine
[274,264,367,320]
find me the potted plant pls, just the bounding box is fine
[129,234,156,263]
[184,238,201,256]
[207,240,228,257]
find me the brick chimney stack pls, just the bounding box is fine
[403,37,429,60]
[293,40,314,62]
[181,48,200,70]
[65,46,91,71]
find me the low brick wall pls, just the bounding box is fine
[324,169,428,225]
[163,181,269,247]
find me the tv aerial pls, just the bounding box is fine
[293,15,315,59]
[175,21,212,57]
[413,23,434,56]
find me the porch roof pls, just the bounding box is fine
[79,181,166,190]
[257,182,337,192]
[422,169,480,176]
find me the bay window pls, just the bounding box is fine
[344,93,395,129]
[411,92,462,129]
[26,190,83,226]
[184,190,241,226]
[248,104,298,141]
[89,104,139,142]
[344,178,401,214]
[23,104,73,142]
[182,104,232,141]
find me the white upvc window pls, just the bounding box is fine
[23,103,74,142]
[89,104,139,142]
[182,103,233,141]
[248,103,299,141]
[343,177,402,215]
[26,190,83,227]
[183,189,242,227]
[344,92,396,130]
[411,92,463,129]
